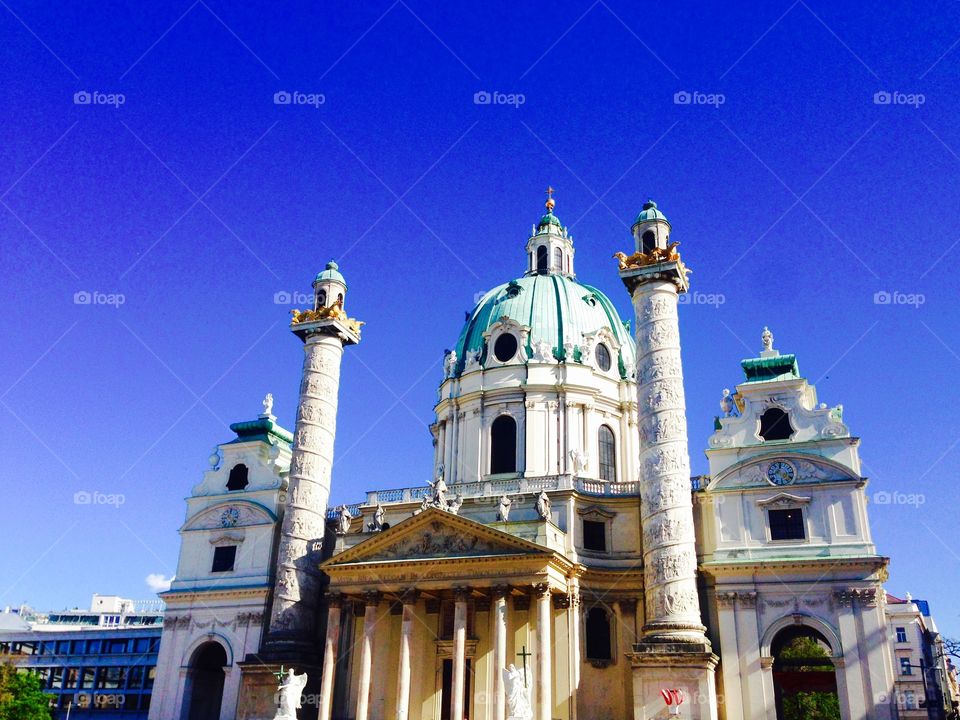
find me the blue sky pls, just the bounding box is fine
[1,1,959,636]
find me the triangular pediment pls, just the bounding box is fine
[322,508,552,567]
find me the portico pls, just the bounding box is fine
[316,508,579,720]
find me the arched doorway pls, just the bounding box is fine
[184,641,228,720]
[771,626,840,720]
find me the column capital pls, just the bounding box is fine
[454,586,472,603]
[362,590,382,607]
[399,587,421,605]
[532,582,552,599]
[617,598,639,615]
[553,594,571,609]
[327,593,344,609]
[491,584,512,600]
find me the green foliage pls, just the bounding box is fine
[0,665,52,720]
[782,690,841,720]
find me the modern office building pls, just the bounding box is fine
[0,595,163,719]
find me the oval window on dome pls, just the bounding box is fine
[595,344,612,372]
[494,333,519,362]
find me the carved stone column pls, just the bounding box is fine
[264,300,361,661]
[451,586,470,720]
[396,588,420,720]
[317,594,343,720]
[491,586,510,720]
[355,591,381,720]
[533,584,552,720]
[619,210,718,720]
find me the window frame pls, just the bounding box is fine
[489,414,518,476]
[211,545,238,573]
[766,507,806,542]
[584,606,614,665]
[597,424,616,482]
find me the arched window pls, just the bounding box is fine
[553,247,563,272]
[226,464,248,491]
[759,408,794,441]
[641,230,657,254]
[585,607,612,661]
[536,246,548,274]
[336,293,344,306]
[598,425,616,481]
[490,415,517,474]
[316,289,326,308]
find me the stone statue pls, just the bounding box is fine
[719,388,739,418]
[274,668,307,720]
[413,495,431,516]
[464,349,482,372]
[335,506,352,535]
[569,448,589,474]
[535,490,552,521]
[367,504,385,532]
[443,349,458,378]
[531,339,554,363]
[262,392,275,417]
[428,471,449,508]
[503,664,533,720]
[448,493,463,515]
[761,326,774,352]
[498,494,512,522]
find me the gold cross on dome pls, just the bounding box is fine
[544,185,556,211]
[545,186,554,199]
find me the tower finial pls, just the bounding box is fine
[544,185,555,212]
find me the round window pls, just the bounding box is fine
[494,333,518,362]
[595,344,612,371]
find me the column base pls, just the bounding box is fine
[237,659,321,720]
[627,641,719,720]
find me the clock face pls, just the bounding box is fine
[767,461,795,486]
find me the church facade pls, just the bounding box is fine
[149,194,896,720]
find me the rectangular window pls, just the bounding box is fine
[900,657,912,675]
[583,520,607,552]
[64,668,79,689]
[128,666,145,689]
[56,640,70,654]
[96,667,125,690]
[896,627,907,643]
[212,545,237,572]
[86,640,101,654]
[133,638,151,654]
[106,639,128,654]
[768,508,805,541]
[81,668,96,689]
[50,667,64,690]
[144,667,156,690]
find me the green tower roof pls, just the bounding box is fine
[314,260,346,288]
[633,199,670,226]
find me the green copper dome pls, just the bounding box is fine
[314,260,346,287]
[538,211,563,228]
[633,199,669,226]
[454,274,636,377]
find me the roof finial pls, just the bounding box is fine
[544,185,555,212]
[762,326,773,352]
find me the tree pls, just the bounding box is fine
[943,637,960,661]
[0,665,52,720]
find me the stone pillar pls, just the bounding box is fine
[491,586,509,720]
[318,595,343,720]
[264,304,361,660]
[534,584,552,720]
[355,592,381,720]
[452,587,470,720]
[619,221,717,720]
[396,589,419,720]
[715,594,744,720]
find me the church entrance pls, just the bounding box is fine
[771,626,840,720]
[440,658,471,720]
[184,641,227,720]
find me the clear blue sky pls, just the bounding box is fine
[2,1,959,636]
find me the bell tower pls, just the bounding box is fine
[617,200,719,719]
[525,186,575,276]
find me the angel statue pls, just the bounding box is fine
[497,494,512,522]
[503,664,533,720]
[274,667,308,720]
[535,490,552,521]
[719,388,739,418]
[447,493,464,515]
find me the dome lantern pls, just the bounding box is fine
[526,186,575,277]
[632,199,672,255]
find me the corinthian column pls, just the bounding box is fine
[263,265,362,661]
[618,204,717,720]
